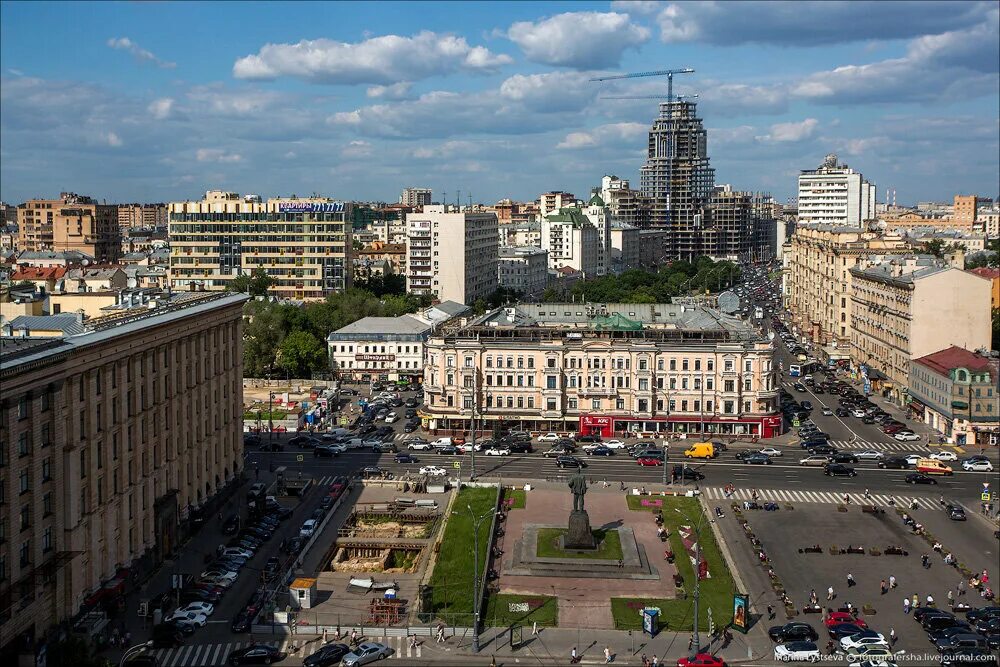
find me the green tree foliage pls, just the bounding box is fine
[993,308,1000,351]
[543,258,741,303]
[354,273,407,297]
[227,268,274,296]
[965,238,1000,269]
[921,238,964,259]
[242,288,427,378]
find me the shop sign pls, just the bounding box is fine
[356,354,395,362]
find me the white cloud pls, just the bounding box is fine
[610,1,662,15]
[106,37,175,69]
[410,140,477,159]
[652,1,993,45]
[757,118,819,143]
[103,131,123,147]
[341,140,372,158]
[196,148,242,163]
[366,82,413,99]
[233,31,511,84]
[507,12,650,68]
[499,71,596,111]
[186,85,280,116]
[556,122,647,149]
[148,97,174,120]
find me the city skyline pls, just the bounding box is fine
[1,1,998,206]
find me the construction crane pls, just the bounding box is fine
[590,68,694,104]
[600,93,699,103]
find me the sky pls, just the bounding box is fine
[1,0,998,207]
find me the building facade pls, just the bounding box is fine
[609,223,640,272]
[850,257,993,404]
[497,246,548,295]
[600,175,651,229]
[405,205,499,305]
[538,192,576,218]
[168,191,352,299]
[540,208,599,278]
[784,224,911,354]
[399,188,432,209]
[0,292,247,663]
[117,204,167,231]
[797,154,876,227]
[421,303,780,438]
[17,194,120,263]
[909,346,999,446]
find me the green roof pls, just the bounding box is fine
[545,207,589,226]
[592,312,643,330]
[589,193,605,207]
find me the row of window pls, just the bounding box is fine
[437,393,755,415]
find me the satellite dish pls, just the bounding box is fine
[717,290,740,314]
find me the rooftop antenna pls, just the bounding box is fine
[457,189,461,211]
[591,67,695,104]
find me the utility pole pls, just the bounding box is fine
[268,391,275,441]
[459,504,496,654]
[469,368,478,481]
[675,507,706,659]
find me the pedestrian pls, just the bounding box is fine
[810,589,817,605]
[927,594,935,606]
[827,586,835,601]
[123,631,131,647]
[948,590,954,607]
[605,645,612,663]
[880,579,888,595]
[847,573,856,587]
[688,636,694,651]
[323,628,328,643]
[641,655,649,667]
[571,646,578,663]
[843,493,851,505]
[489,657,496,667]
[912,593,919,608]
[903,597,911,614]
[921,554,930,569]
[409,635,418,650]
[864,489,872,500]
[959,580,967,596]
[889,575,897,589]
[890,627,897,646]
[652,655,659,666]
[767,604,775,620]
[436,622,445,643]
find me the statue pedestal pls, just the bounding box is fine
[563,510,597,550]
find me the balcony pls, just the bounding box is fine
[578,386,614,397]
[540,410,563,419]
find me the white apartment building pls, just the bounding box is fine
[497,246,549,295]
[539,191,577,218]
[540,208,599,278]
[610,223,640,271]
[399,187,432,209]
[405,205,499,305]
[583,194,613,276]
[797,154,876,227]
[369,218,408,245]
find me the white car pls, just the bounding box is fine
[419,466,447,477]
[384,413,398,423]
[893,431,921,442]
[198,568,237,582]
[851,409,867,418]
[167,610,208,627]
[457,443,481,453]
[176,601,215,617]
[759,447,783,457]
[537,433,560,442]
[327,443,348,454]
[773,641,821,662]
[904,454,923,466]
[962,459,994,472]
[603,440,628,449]
[929,451,957,462]
[822,408,833,416]
[300,519,318,538]
[220,547,253,560]
[407,441,432,451]
[840,632,887,652]
[484,446,510,456]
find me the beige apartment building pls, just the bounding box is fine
[17,193,120,263]
[909,346,999,446]
[0,292,247,661]
[784,224,910,357]
[405,205,499,305]
[850,256,993,405]
[117,203,167,231]
[168,191,352,299]
[421,303,781,438]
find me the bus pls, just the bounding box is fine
[789,361,819,378]
[788,364,802,378]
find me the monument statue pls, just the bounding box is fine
[568,468,588,511]
[564,467,596,549]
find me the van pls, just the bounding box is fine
[683,442,716,459]
[431,437,453,448]
[916,458,954,476]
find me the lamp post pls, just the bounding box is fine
[268,390,276,441]
[119,641,154,667]
[456,504,498,653]
[675,507,708,659]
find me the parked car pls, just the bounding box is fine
[226,644,287,665]
[304,643,352,667]
[341,642,393,666]
[769,622,819,642]
[299,520,318,538]
[774,641,821,662]
[537,433,560,442]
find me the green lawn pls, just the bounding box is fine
[503,487,526,509]
[485,593,558,627]
[427,486,499,624]
[611,597,675,631]
[535,527,624,560]
[620,495,734,632]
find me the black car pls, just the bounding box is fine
[264,557,281,579]
[801,400,813,410]
[403,422,418,433]
[509,442,533,454]
[905,473,938,485]
[827,622,865,639]
[915,607,954,624]
[280,536,304,554]
[313,445,337,458]
[151,624,185,648]
[180,588,222,604]
[395,453,417,464]
[880,456,911,469]
[259,442,284,452]
[575,434,601,443]
[947,504,967,521]
[289,436,319,448]
[745,453,772,465]
[222,514,241,535]
[967,607,1000,624]
[437,445,459,455]
[227,644,286,665]
[231,609,253,633]
[556,455,586,469]
[160,618,196,637]
[588,446,614,456]
[829,453,857,464]
[672,465,705,481]
[825,463,857,477]
[303,643,352,667]
[768,622,818,642]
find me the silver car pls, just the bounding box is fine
[855,450,885,461]
[342,642,393,666]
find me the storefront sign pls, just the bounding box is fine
[581,415,612,427]
[356,354,395,362]
[277,201,346,213]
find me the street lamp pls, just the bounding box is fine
[675,507,708,659]
[455,504,499,653]
[119,640,154,667]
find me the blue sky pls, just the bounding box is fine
[1,1,997,206]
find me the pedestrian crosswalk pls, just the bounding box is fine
[703,485,940,509]
[150,634,419,666]
[826,439,924,452]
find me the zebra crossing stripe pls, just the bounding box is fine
[706,486,941,509]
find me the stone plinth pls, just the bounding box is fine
[564,510,597,550]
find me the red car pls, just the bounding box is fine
[882,424,906,434]
[637,457,664,466]
[824,612,868,629]
[677,653,726,667]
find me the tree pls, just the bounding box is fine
[243,303,284,377]
[228,268,274,296]
[277,330,327,378]
[921,239,962,259]
[993,308,1000,352]
[472,297,488,315]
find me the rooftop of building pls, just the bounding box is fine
[968,267,1000,279]
[66,267,125,280]
[912,345,998,378]
[7,313,86,336]
[17,250,95,263]
[328,314,431,339]
[0,291,248,369]
[850,255,953,284]
[11,266,68,280]
[544,207,592,226]
[499,245,547,258]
